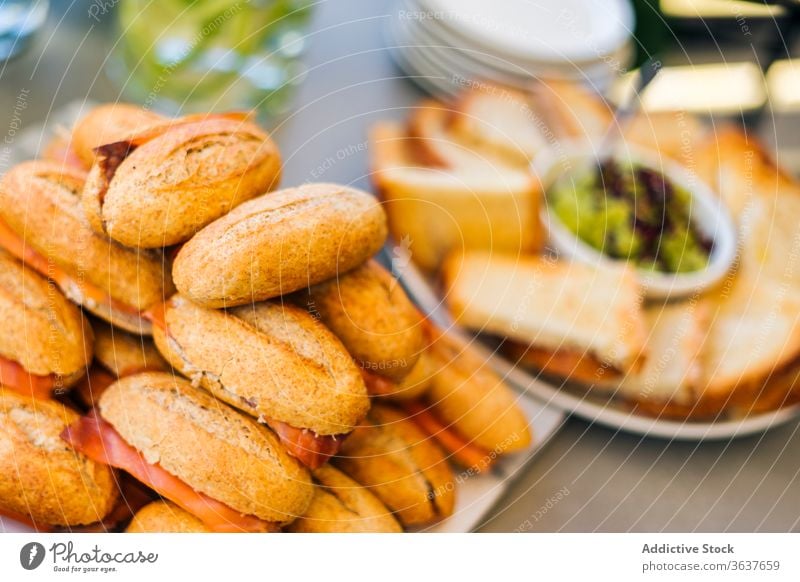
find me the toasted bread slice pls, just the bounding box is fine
[370,123,541,271]
[617,300,709,405]
[700,280,800,407]
[442,251,646,376]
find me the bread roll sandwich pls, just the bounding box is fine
[405,322,532,471]
[0,389,117,530]
[173,183,387,307]
[0,161,174,335]
[370,121,541,272]
[0,250,93,399]
[334,403,455,527]
[126,500,211,533]
[82,113,281,248]
[62,372,314,531]
[295,260,425,393]
[74,319,170,408]
[150,295,369,468]
[443,251,647,382]
[71,103,164,168]
[287,465,402,533]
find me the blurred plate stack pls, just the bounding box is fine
[388,0,635,98]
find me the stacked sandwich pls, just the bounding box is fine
[0,104,532,533]
[370,80,800,419]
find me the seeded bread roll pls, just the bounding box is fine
[99,373,313,525]
[71,103,164,168]
[0,390,118,527]
[335,404,455,527]
[287,465,402,533]
[126,500,211,533]
[301,260,424,383]
[0,250,93,392]
[172,183,388,308]
[0,161,174,335]
[152,295,369,437]
[82,117,281,248]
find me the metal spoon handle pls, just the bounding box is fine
[597,57,662,156]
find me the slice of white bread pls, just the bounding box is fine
[370,122,541,272]
[442,251,646,375]
[700,280,800,405]
[449,86,550,166]
[616,300,709,405]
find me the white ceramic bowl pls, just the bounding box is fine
[534,142,738,299]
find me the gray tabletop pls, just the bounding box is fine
[1,0,798,533]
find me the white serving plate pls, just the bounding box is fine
[395,246,800,441]
[0,101,567,534]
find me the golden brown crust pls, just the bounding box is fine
[335,404,454,527]
[172,183,387,307]
[0,161,174,333]
[0,250,93,381]
[0,389,118,526]
[303,260,424,382]
[91,318,169,377]
[152,295,369,436]
[71,103,164,168]
[426,329,532,453]
[286,465,402,533]
[99,372,313,525]
[82,118,282,248]
[126,500,211,533]
[382,349,435,401]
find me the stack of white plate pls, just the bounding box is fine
[388,0,635,99]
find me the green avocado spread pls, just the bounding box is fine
[549,159,713,274]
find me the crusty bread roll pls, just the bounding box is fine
[0,389,118,527]
[82,116,281,248]
[382,349,435,401]
[301,260,425,382]
[424,325,532,454]
[0,250,93,394]
[71,103,164,168]
[287,465,402,533]
[99,373,313,525]
[152,295,369,437]
[126,501,211,533]
[335,404,455,527]
[0,161,174,335]
[91,319,169,378]
[172,183,387,308]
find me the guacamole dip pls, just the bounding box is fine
[549,159,712,273]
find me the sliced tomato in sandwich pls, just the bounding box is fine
[61,410,278,533]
